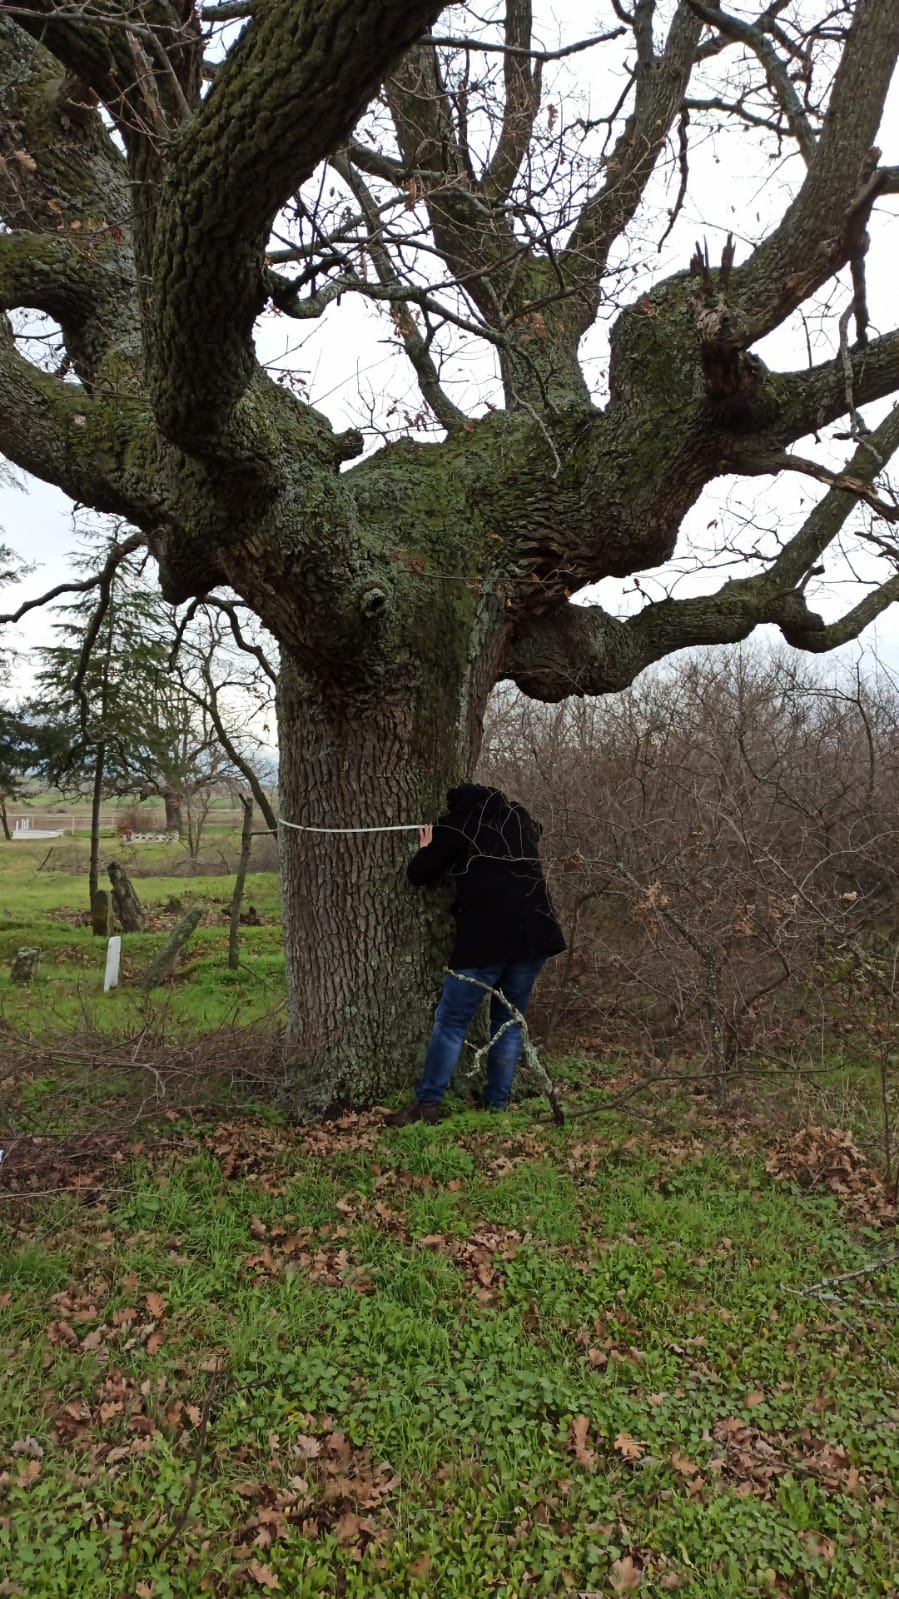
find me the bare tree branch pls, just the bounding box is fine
[482,1,543,203]
[727,0,899,342]
[509,404,899,701]
[422,27,626,63]
[0,532,146,627]
[201,596,278,686]
[562,0,703,334]
[741,450,899,523]
[762,326,899,446]
[687,0,817,163]
[328,152,469,433]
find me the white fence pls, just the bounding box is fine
[10,815,74,837]
[7,807,273,835]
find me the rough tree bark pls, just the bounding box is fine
[1,2,898,1113]
[91,889,112,938]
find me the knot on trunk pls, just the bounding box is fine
[358,583,390,620]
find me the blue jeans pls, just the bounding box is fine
[416,958,548,1109]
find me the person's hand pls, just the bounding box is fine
[419,824,434,848]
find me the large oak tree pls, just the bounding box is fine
[1,0,898,1113]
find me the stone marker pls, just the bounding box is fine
[91,889,112,937]
[104,936,122,993]
[10,947,41,984]
[108,861,146,932]
[140,905,204,991]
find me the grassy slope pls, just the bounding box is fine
[2,1105,898,1599]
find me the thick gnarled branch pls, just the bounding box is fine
[1,1,203,139]
[146,0,445,452]
[509,403,899,701]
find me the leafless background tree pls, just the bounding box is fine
[481,646,899,1174]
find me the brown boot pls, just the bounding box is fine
[384,1101,443,1128]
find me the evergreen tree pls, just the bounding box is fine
[33,533,219,900]
[0,704,39,841]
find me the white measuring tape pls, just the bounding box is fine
[277,817,426,835]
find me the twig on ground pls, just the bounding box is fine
[445,968,565,1124]
[782,1248,899,1312]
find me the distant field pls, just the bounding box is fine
[6,791,278,836]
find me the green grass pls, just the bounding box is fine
[2,1106,898,1598]
[0,837,284,1034]
[4,831,899,1595]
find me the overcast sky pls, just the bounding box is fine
[2,0,898,697]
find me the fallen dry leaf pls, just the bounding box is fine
[247,1563,280,1589]
[335,1510,362,1543]
[570,1414,598,1469]
[614,1432,645,1461]
[10,1438,43,1461]
[611,1554,642,1591]
[47,1320,78,1348]
[408,1553,432,1578]
[671,1451,700,1477]
[145,1292,166,1320]
[744,1391,765,1407]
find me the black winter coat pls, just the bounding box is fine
[407,784,566,967]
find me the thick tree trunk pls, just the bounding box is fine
[277,657,482,1117]
[162,790,184,835]
[0,796,11,842]
[91,889,112,937]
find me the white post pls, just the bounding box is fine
[104,935,121,993]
